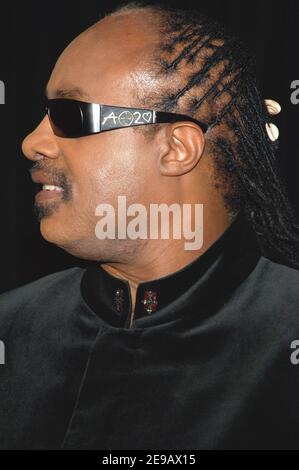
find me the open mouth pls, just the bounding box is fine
[30,170,68,204]
[42,184,64,192]
[35,184,64,202]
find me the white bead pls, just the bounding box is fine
[265,122,279,141]
[265,99,281,115]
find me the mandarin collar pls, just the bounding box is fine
[80,211,261,329]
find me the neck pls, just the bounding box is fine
[101,208,233,314]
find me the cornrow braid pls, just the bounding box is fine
[106,1,299,268]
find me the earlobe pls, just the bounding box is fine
[159,123,206,177]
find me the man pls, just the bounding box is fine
[0,1,298,450]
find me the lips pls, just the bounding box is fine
[31,172,64,190]
[31,172,64,202]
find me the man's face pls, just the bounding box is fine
[22,13,164,261]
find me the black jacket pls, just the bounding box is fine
[0,213,299,449]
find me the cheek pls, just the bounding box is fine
[64,133,156,210]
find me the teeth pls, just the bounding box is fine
[42,184,63,192]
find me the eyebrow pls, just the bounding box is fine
[45,85,91,101]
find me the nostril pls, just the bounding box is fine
[33,153,44,161]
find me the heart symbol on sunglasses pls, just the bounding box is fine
[142,112,152,123]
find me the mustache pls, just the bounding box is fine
[29,161,73,204]
[29,161,70,190]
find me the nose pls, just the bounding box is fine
[21,116,60,162]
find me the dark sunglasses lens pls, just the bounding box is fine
[47,100,83,137]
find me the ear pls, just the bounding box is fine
[158,122,206,176]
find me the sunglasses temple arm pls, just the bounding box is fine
[154,110,208,132]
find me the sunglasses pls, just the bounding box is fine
[44,97,209,138]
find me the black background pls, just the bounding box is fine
[0,0,298,294]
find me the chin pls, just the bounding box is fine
[39,217,97,261]
[39,216,65,246]
[37,199,70,243]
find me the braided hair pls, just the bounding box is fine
[105,1,299,268]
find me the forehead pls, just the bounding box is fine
[47,12,159,105]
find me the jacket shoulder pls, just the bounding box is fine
[237,255,299,336]
[259,256,299,293]
[0,267,84,328]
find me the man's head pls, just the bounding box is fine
[22,1,299,266]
